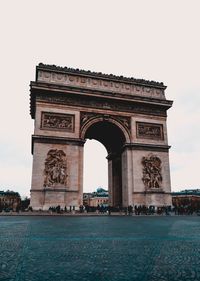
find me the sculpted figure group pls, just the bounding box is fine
[43,149,67,187]
[42,113,73,131]
[142,154,162,189]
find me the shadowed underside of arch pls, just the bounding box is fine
[84,120,126,207]
[84,120,126,154]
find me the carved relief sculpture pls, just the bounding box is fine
[142,154,162,189]
[80,112,131,130]
[136,122,163,140]
[43,149,67,187]
[41,112,74,132]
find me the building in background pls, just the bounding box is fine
[172,189,200,209]
[83,188,109,207]
[0,190,21,211]
[83,192,93,206]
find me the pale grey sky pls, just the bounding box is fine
[0,0,200,196]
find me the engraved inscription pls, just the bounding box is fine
[142,154,162,189]
[44,149,67,187]
[41,112,74,132]
[136,122,163,140]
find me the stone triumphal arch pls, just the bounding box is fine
[30,63,173,210]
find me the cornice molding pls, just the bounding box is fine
[30,85,172,119]
[133,191,171,195]
[31,135,85,154]
[123,143,171,152]
[31,189,78,193]
[31,81,173,105]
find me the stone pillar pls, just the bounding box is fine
[121,147,133,207]
[78,145,84,206]
[30,139,84,210]
[107,153,122,207]
[107,158,113,206]
[131,148,172,207]
[112,154,122,207]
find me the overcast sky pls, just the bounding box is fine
[0,0,199,197]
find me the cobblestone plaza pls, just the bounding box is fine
[1,216,200,281]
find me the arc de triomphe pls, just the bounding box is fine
[30,63,173,210]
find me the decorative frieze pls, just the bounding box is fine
[41,112,75,132]
[141,154,162,189]
[43,149,67,187]
[36,94,166,117]
[136,122,164,140]
[37,63,166,87]
[30,83,171,119]
[37,67,166,100]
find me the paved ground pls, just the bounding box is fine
[1,216,200,281]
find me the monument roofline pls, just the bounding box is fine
[30,81,173,119]
[36,63,167,89]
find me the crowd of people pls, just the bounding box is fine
[2,202,200,216]
[47,204,200,216]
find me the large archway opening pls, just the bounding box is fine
[83,139,108,192]
[83,120,127,207]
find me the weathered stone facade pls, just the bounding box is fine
[30,63,173,210]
